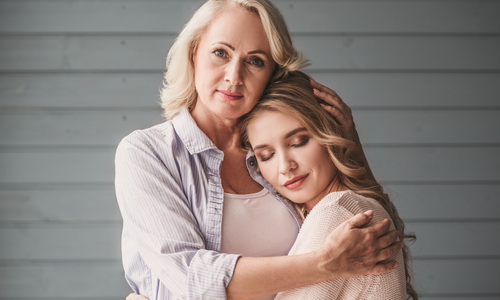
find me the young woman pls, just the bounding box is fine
[240,71,418,299]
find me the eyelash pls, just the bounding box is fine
[257,137,310,162]
[213,49,227,58]
[248,57,265,68]
[212,49,265,68]
[292,137,309,148]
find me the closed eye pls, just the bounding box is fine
[291,136,310,148]
[258,153,274,162]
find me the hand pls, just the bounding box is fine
[310,79,355,141]
[318,210,403,278]
[311,78,377,181]
[126,293,149,300]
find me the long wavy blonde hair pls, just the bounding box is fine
[160,0,308,119]
[240,71,418,300]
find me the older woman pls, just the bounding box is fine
[115,1,402,300]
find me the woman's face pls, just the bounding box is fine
[247,110,338,211]
[191,4,275,122]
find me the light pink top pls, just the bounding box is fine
[222,189,299,300]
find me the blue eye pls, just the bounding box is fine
[249,57,264,67]
[214,49,226,58]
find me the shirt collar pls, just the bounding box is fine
[172,108,220,155]
[246,149,303,225]
[246,149,280,199]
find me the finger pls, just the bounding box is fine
[320,103,350,125]
[310,79,351,115]
[313,87,343,108]
[376,241,405,262]
[126,294,135,300]
[314,88,353,122]
[366,218,392,238]
[369,260,398,275]
[310,78,337,96]
[377,228,400,246]
[126,294,148,300]
[347,210,374,228]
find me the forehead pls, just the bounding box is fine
[201,5,271,52]
[247,110,302,141]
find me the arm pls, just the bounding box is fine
[274,195,355,299]
[227,210,402,300]
[115,133,239,299]
[311,79,376,182]
[273,193,407,300]
[122,209,401,300]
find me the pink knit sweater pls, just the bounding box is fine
[275,190,407,300]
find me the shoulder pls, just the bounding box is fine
[116,120,177,160]
[335,191,386,216]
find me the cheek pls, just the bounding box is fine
[258,164,277,185]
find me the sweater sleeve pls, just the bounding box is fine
[275,193,355,300]
[275,191,407,300]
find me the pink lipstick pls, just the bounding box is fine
[217,90,243,101]
[283,174,309,190]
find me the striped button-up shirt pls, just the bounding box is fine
[115,108,301,300]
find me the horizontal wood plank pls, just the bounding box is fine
[386,184,500,221]
[0,186,121,222]
[1,110,499,146]
[0,259,498,297]
[0,1,499,34]
[413,259,500,295]
[0,73,165,108]
[0,110,164,147]
[1,184,498,222]
[0,222,498,260]
[1,147,499,184]
[0,224,123,260]
[2,73,500,109]
[0,262,130,297]
[1,36,499,71]
[0,148,116,184]
[364,146,500,183]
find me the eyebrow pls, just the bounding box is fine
[213,42,270,58]
[252,127,307,150]
[285,127,307,139]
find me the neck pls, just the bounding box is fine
[190,107,242,150]
[304,173,345,212]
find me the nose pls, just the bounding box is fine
[279,153,297,175]
[225,59,244,86]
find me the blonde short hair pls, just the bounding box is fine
[160,0,308,119]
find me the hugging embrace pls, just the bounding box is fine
[115,0,417,299]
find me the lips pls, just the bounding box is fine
[283,174,309,190]
[217,90,244,101]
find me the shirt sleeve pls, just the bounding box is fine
[115,132,240,300]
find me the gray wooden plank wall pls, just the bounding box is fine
[0,0,499,299]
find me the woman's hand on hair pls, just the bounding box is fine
[317,210,403,278]
[310,79,355,141]
[126,293,149,300]
[311,78,378,182]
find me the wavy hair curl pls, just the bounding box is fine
[240,71,418,300]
